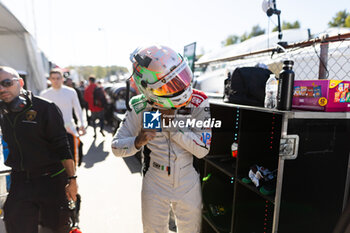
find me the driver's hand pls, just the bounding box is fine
[135,128,156,149]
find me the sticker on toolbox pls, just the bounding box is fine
[329,80,342,89]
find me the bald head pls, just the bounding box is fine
[0,66,23,102]
[0,66,20,79]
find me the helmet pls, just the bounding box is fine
[130,45,193,109]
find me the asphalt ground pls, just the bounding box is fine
[77,125,144,233]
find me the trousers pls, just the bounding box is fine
[141,173,202,233]
[4,171,71,233]
[90,110,104,131]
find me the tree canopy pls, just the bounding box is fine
[222,25,265,46]
[68,65,128,80]
[272,20,300,32]
[241,25,265,42]
[328,10,350,27]
[221,35,240,46]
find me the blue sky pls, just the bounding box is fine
[2,0,349,68]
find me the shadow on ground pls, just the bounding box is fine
[82,140,109,168]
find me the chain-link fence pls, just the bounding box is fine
[195,33,350,94]
[225,33,350,81]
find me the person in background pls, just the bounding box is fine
[41,68,86,166]
[64,77,87,167]
[78,80,89,123]
[111,45,212,233]
[65,78,85,111]
[0,66,78,232]
[65,78,85,124]
[84,76,106,138]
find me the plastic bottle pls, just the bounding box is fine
[277,60,295,111]
[264,74,278,108]
[231,142,238,158]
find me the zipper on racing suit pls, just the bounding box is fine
[167,132,171,176]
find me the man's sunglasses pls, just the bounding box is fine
[0,78,19,88]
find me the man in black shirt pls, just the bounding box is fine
[0,66,78,233]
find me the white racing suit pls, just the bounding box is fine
[112,89,212,233]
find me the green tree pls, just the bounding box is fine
[222,35,240,46]
[109,65,128,75]
[67,65,128,80]
[94,66,106,79]
[240,32,249,42]
[272,20,300,32]
[328,10,350,27]
[222,25,266,46]
[75,66,94,80]
[240,25,265,42]
[345,15,350,27]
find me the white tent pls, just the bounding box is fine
[0,2,48,94]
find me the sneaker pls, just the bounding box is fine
[259,181,276,195]
[260,186,275,195]
[242,177,252,184]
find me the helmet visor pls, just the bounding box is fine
[150,65,192,97]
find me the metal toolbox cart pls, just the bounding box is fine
[201,100,350,233]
